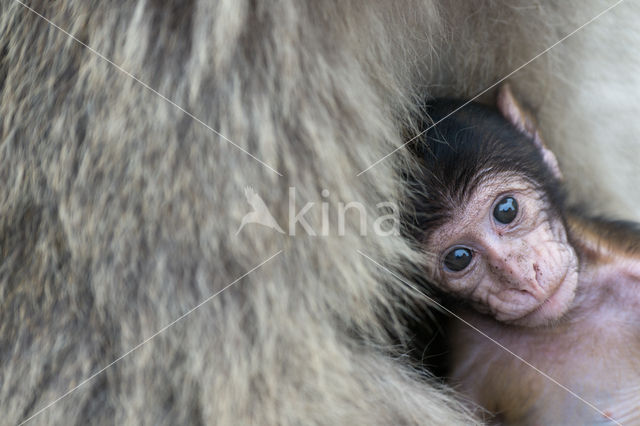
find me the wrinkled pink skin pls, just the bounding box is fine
[427,174,640,424]
[428,174,579,327]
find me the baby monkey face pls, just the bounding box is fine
[427,174,579,327]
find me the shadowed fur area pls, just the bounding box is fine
[1,1,639,424]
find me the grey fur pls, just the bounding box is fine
[1,1,639,425]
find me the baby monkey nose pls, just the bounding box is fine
[490,255,545,298]
[533,262,542,283]
[515,264,546,300]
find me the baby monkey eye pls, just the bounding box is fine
[493,196,518,224]
[444,247,473,272]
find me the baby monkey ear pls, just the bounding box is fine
[497,84,563,179]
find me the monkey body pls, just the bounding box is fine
[407,87,640,424]
[449,226,640,424]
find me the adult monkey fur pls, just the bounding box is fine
[407,86,640,424]
[1,1,640,425]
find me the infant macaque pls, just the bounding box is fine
[407,85,640,425]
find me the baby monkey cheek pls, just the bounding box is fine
[535,244,568,288]
[529,223,573,289]
[530,240,579,322]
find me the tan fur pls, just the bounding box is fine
[568,213,640,261]
[1,1,639,424]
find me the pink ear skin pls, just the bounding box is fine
[497,84,563,180]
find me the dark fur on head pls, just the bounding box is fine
[403,100,567,244]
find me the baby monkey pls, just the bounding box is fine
[407,86,640,425]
